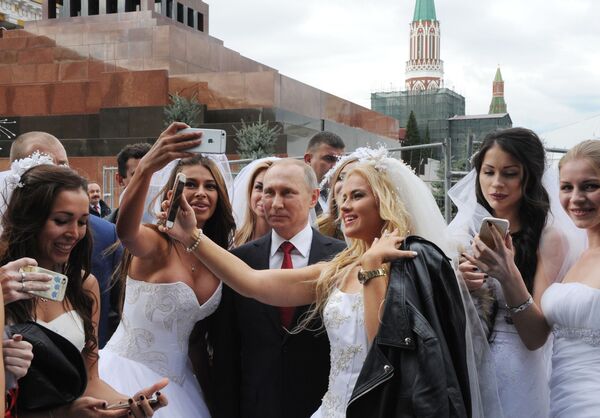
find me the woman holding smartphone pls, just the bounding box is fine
[449,128,577,417]
[467,140,600,416]
[156,148,493,417]
[99,123,235,418]
[1,163,166,418]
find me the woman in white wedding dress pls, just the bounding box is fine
[99,123,235,418]
[451,128,581,417]
[158,148,487,417]
[1,162,166,418]
[467,138,600,417]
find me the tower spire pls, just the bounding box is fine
[405,0,443,92]
[489,67,507,114]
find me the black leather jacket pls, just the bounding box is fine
[347,236,471,418]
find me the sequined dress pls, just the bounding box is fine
[542,282,600,417]
[311,288,368,418]
[99,277,222,418]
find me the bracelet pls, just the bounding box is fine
[506,295,534,314]
[185,229,203,253]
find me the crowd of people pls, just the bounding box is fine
[0,124,598,418]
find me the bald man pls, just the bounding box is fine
[9,131,69,166]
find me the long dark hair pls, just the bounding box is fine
[115,155,235,308]
[0,165,97,358]
[159,154,235,249]
[473,127,549,293]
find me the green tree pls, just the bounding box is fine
[234,115,281,159]
[403,111,422,173]
[163,93,202,127]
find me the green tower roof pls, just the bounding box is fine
[413,0,437,21]
[494,67,503,82]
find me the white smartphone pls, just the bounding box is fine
[20,266,68,302]
[178,128,226,154]
[479,216,510,249]
[166,173,186,229]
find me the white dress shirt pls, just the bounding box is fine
[269,223,313,269]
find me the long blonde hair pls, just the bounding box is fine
[297,161,412,331]
[316,157,358,239]
[233,160,274,247]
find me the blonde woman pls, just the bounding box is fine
[316,156,358,240]
[232,158,277,247]
[159,149,476,417]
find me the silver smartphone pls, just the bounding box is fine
[166,173,186,229]
[178,128,226,154]
[19,266,68,302]
[479,216,510,249]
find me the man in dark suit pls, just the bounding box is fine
[210,159,345,418]
[88,182,112,218]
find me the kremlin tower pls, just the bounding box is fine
[489,67,508,114]
[405,0,444,92]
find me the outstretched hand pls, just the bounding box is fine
[157,193,197,246]
[361,229,417,269]
[136,122,202,175]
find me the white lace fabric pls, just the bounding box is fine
[103,277,221,385]
[311,289,368,418]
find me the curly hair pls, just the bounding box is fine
[0,165,97,359]
[472,127,549,293]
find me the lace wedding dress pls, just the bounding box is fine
[487,278,550,418]
[311,288,368,418]
[542,282,600,417]
[99,277,222,418]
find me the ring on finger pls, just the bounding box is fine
[20,272,25,283]
[20,280,25,292]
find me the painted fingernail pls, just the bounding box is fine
[139,395,145,401]
[484,274,489,278]
[472,267,478,272]
[128,398,133,405]
[411,251,418,256]
[102,402,107,409]
[155,391,161,397]
[128,412,133,416]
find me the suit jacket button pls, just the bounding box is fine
[404,337,412,345]
[383,365,391,372]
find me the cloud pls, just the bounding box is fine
[209,0,600,141]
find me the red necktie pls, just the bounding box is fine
[279,241,295,328]
[95,204,100,214]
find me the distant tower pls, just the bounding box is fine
[488,67,507,114]
[405,0,444,92]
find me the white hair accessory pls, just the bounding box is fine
[6,152,55,190]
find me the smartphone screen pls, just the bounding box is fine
[166,173,186,229]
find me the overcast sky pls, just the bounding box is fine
[208,0,600,147]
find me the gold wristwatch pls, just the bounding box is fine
[357,267,387,285]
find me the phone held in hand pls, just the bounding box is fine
[105,396,159,410]
[178,127,226,154]
[166,172,186,229]
[479,216,510,249]
[19,266,68,302]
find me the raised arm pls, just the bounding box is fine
[116,122,201,257]
[158,196,321,307]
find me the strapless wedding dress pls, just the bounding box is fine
[99,277,221,418]
[542,282,600,417]
[311,288,368,418]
